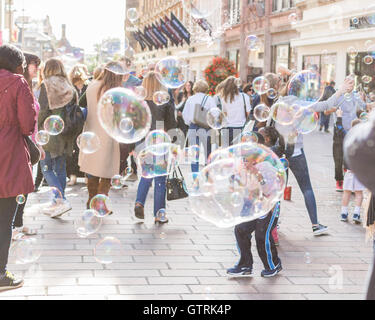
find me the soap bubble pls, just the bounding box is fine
[153,91,170,105]
[267,88,278,100]
[253,76,270,95]
[74,210,102,238]
[120,167,134,184]
[180,145,200,165]
[288,13,298,25]
[155,57,186,89]
[293,108,319,135]
[104,61,128,75]
[145,130,172,156]
[246,35,260,51]
[207,108,227,130]
[127,8,139,23]
[344,92,353,102]
[362,75,372,84]
[288,70,324,107]
[271,101,298,126]
[254,104,271,123]
[363,55,374,65]
[360,112,369,122]
[77,132,101,154]
[235,78,242,88]
[240,131,259,144]
[98,87,152,144]
[137,144,178,179]
[365,40,374,49]
[352,17,359,25]
[90,194,112,218]
[347,46,358,59]
[280,158,289,170]
[111,175,123,190]
[43,115,64,136]
[13,238,42,264]
[133,86,147,100]
[16,194,26,205]
[189,143,286,228]
[182,0,216,19]
[94,237,123,264]
[35,130,50,146]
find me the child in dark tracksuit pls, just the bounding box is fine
[227,128,294,278]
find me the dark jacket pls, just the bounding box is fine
[146,100,177,132]
[320,85,336,102]
[0,69,36,198]
[38,77,78,157]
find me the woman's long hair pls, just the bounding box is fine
[262,126,286,151]
[43,58,68,79]
[23,52,41,89]
[142,71,162,101]
[97,62,124,101]
[69,64,89,87]
[183,81,194,99]
[216,76,239,104]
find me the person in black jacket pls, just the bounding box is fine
[344,110,375,300]
[133,72,177,224]
[319,81,336,133]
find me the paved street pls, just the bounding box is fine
[1,131,373,300]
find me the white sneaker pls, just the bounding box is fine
[49,200,72,218]
[42,200,64,215]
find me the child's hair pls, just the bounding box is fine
[262,126,286,150]
[351,118,361,127]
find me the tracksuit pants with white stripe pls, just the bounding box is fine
[234,203,280,271]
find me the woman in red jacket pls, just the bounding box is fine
[0,45,36,292]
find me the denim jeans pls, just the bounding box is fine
[40,151,67,199]
[188,124,212,174]
[136,176,166,217]
[288,150,318,225]
[0,197,17,274]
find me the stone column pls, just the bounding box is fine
[239,0,249,82]
[264,0,272,73]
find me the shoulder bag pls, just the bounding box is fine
[193,95,210,129]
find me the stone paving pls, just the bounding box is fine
[1,131,373,300]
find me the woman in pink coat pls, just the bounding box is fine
[0,45,36,292]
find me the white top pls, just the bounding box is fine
[182,93,217,126]
[218,93,251,127]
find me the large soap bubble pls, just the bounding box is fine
[44,115,64,136]
[94,237,124,265]
[145,130,172,156]
[98,87,152,144]
[189,143,287,228]
[288,70,324,107]
[74,210,103,238]
[12,238,42,264]
[77,132,101,154]
[90,194,112,218]
[155,57,186,89]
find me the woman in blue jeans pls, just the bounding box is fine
[134,72,177,223]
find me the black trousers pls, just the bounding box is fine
[34,162,44,189]
[0,197,17,274]
[13,194,28,228]
[66,143,84,178]
[120,143,137,175]
[234,203,280,270]
[333,139,344,182]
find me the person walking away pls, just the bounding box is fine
[134,72,177,224]
[215,76,251,147]
[66,64,90,186]
[176,81,194,137]
[38,58,78,218]
[319,81,336,133]
[182,80,217,175]
[78,62,122,211]
[12,52,42,240]
[0,44,36,291]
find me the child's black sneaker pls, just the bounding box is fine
[353,214,361,224]
[0,271,24,292]
[312,224,328,236]
[261,261,283,278]
[226,265,253,277]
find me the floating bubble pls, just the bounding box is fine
[104,61,128,76]
[235,78,242,88]
[35,130,50,146]
[207,108,227,130]
[16,194,26,205]
[254,104,271,123]
[153,91,170,106]
[352,17,359,25]
[98,88,152,144]
[159,232,167,240]
[363,55,374,65]
[133,86,147,100]
[182,0,216,19]
[155,57,186,89]
[288,70,324,107]
[111,175,123,190]
[74,210,102,238]
[241,131,259,144]
[77,132,101,154]
[288,13,298,25]
[90,194,112,218]
[94,237,123,265]
[120,167,134,184]
[43,115,64,136]
[304,252,311,264]
[189,143,286,228]
[347,46,358,59]
[362,75,372,84]
[245,35,260,51]
[344,92,353,102]
[365,40,374,50]
[127,8,139,23]
[253,76,270,95]
[293,108,319,135]
[13,238,42,264]
[267,88,278,100]
[271,101,298,126]
[145,130,172,156]
[360,112,369,122]
[280,158,289,170]
[181,145,200,165]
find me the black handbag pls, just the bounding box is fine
[166,166,189,201]
[25,136,41,166]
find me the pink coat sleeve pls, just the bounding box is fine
[16,78,37,136]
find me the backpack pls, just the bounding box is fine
[60,102,85,137]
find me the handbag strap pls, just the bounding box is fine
[201,95,209,109]
[241,93,247,120]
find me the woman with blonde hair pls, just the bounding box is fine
[79,61,122,210]
[215,76,251,146]
[38,58,78,218]
[134,71,177,223]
